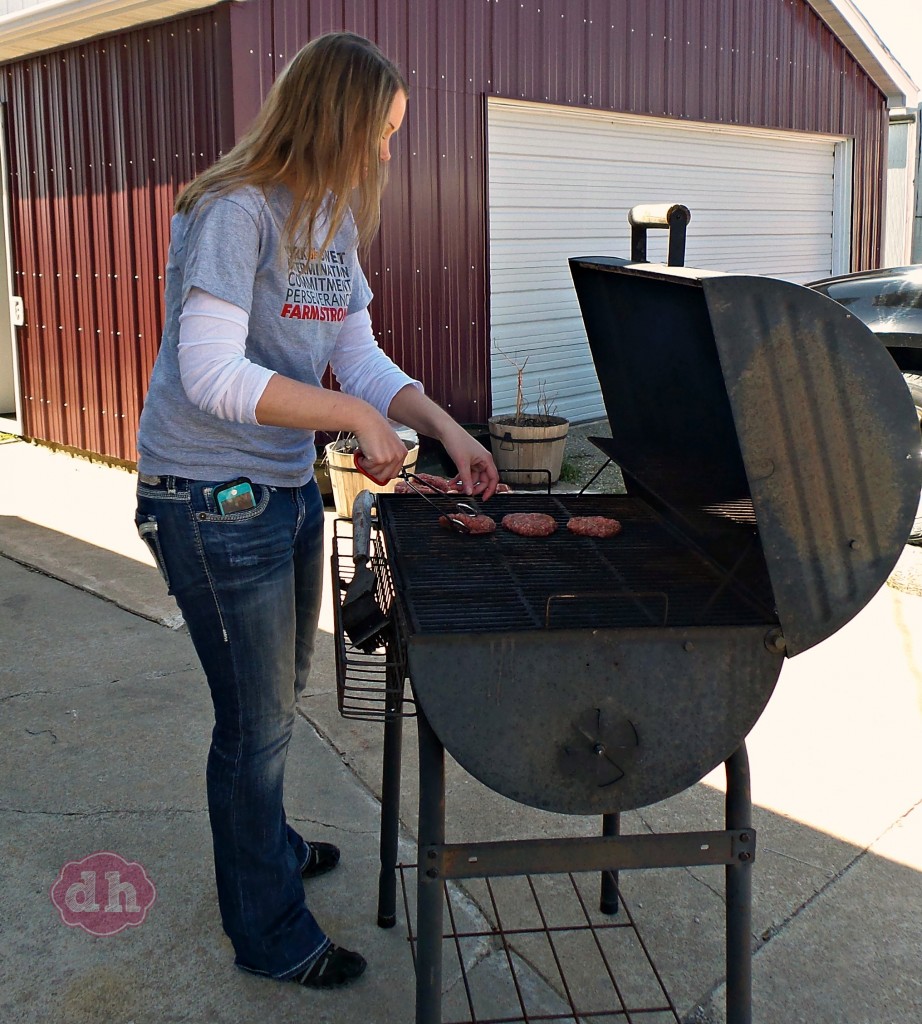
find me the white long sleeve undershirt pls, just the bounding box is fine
[177,289,274,423]
[177,288,421,425]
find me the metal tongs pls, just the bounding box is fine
[353,453,478,534]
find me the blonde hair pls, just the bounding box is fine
[176,32,408,255]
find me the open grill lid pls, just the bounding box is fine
[569,257,922,656]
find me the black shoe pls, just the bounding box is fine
[301,841,341,879]
[291,945,367,989]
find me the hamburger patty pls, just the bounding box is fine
[501,512,558,537]
[566,516,623,538]
[438,513,497,534]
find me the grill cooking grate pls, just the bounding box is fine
[377,494,774,636]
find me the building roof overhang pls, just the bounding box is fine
[0,0,228,62]
[0,0,917,111]
[808,0,919,106]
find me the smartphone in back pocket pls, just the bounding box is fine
[215,478,256,514]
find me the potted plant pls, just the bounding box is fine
[488,349,569,486]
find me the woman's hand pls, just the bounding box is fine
[353,410,412,484]
[437,421,500,500]
[385,385,500,499]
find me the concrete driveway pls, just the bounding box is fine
[1,437,921,1023]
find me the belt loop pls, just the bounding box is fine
[167,475,177,495]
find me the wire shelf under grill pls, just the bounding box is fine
[377,493,775,636]
[398,865,681,1024]
[331,519,415,721]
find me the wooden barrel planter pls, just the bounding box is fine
[488,414,569,487]
[325,437,419,518]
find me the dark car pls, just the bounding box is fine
[810,265,922,542]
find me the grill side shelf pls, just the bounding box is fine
[331,519,414,721]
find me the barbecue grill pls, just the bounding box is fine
[331,210,922,1024]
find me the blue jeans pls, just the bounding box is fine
[135,474,330,978]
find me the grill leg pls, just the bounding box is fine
[599,812,620,915]
[725,743,753,1024]
[416,709,446,1024]
[377,671,404,928]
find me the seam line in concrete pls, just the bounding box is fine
[0,806,207,816]
[755,793,922,951]
[0,549,182,630]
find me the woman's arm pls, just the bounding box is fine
[177,289,496,491]
[254,375,410,483]
[177,289,410,482]
[386,385,499,500]
[329,308,499,497]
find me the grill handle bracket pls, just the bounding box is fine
[628,202,691,266]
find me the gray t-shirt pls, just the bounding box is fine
[138,185,397,487]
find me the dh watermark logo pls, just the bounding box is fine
[50,852,156,936]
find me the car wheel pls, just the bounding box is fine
[903,373,922,543]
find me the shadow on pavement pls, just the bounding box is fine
[1,522,921,1024]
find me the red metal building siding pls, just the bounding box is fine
[227,0,887,427]
[1,0,887,457]
[222,0,498,423]
[0,11,230,460]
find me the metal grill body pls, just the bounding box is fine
[379,492,784,814]
[573,260,920,656]
[335,250,922,1024]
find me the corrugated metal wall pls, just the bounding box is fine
[0,0,887,459]
[228,0,887,428]
[0,10,229,460]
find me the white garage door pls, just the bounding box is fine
[488,99,852,423]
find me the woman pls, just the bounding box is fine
[135,32,498,990]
